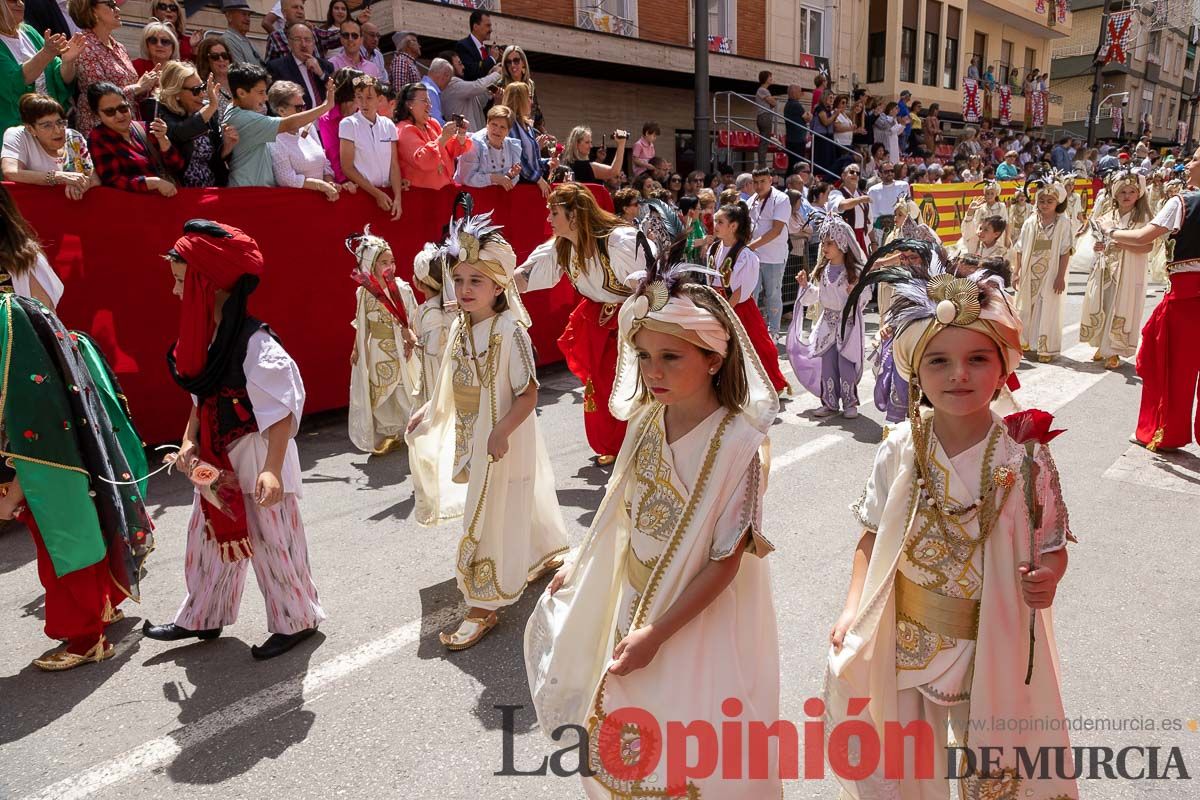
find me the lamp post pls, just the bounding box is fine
[1086,0,1116,146]
[693,0,711,174]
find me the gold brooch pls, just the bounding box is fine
[927,275,982,325]
[992,465,1016,488]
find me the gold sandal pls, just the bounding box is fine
[1092,351,1105,362]
[1104,356,1121,370]
[101,598,124,625]
[439,612,498,651]
[596,454,616,466]
[371,437,403,456]
[527,558,565,585]
[1037,353,1054,363]
[33,637,115,672]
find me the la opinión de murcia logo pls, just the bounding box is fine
[494,701,1194,785]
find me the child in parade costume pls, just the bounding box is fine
[960,180,1008,251]
[1080,170,1153,370]
[826,254,1077,800]
[1005,189,1031,259]
[1146,178,1182,284]
[524,258,781,799]
[956,216,1007,261]
[1012,172,1073,362]
[406,212,568,651]
[0,294,154,670]
[515,182,651,465]
[707,202,790,394]
[787,214,869,419]
[1063,173,1086,233]
[143,220,325,661]
[347,226,421,455]
[410,241,457,408]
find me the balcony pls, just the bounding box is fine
[430,0,499,8]
[575,6,637,37]
[968,0,1073,38]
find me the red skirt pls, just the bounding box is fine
[1134,271,1200,449]
[733,299,789,393]
[557,297,628,458]
[22,510,116,647]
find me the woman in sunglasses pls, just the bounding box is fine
[195,37,233,114]
[498,45,542,131]
[132,20,177,76]
[328,19,381,79]
[0,0,85,130]
[150,60,235,187]
[1,92,98,200]
[69,0,160,135]
[149,0,200,61]
[87,80,183,195]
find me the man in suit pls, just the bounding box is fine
[453,9,496,81]
[267,22,334,110]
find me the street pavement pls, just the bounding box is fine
[2,262,1198,800]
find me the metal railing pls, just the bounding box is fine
[711,91,863,180]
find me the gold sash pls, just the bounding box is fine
[623,542,655,595]
[453,382,480,414]
[895,571,980,640]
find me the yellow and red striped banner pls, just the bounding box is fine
[910,179,1102,244]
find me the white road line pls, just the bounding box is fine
[19,606,463,800]
[773,433,846,472]
[1004,343,1111,414]
[1102,445,1200,497]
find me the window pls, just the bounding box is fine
[799,5,823,56]
[922,0,941,87]
[708,0,731,39]
[1000,39,1014,84]
[1148,29,1161,63]
[972,31,986,70]
[1170,97,1177,123]
[943,7,960,89]
[901,0,918,83]
[1024,46,1036,77]
[867,0,887,83]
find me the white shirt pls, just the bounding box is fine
[867,180,910,219]
[56,0,81,34]
[1151,195,1200,274]
[339,111,397,187]
[1,31,46,94]
[521,226,647,304]
[10,253,65,308]
[3,126,61,171]
[711,242,760,301]
[269,123,331,187]
[830,185,870,231]
[293,55,318,108]
[748,188,791,264]
[225,330,306,496]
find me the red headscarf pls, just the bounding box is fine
[171,223,264,377]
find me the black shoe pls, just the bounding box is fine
[142,621,222,642]
[250,628,318,660]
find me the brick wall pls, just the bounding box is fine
[638,0,690,46]
[737,0,765,60]
[500,0,576,29]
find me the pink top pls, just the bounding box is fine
[632,136,655,176]
[329,52,384,81]
[75,30,140,136]
[318,106,347,183]
[396,118,472,190]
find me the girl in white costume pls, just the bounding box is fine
[1080,169,1153,370]
[1013,173,1073,362]
[406,212,568,650]
[826,254,1077,800]
[959,180,1008,251]
[880,199,942,318]
[347,227,421,455]
[410,242,457,407]
[524,258,781,799]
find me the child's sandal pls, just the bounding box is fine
[439,612,498,651]
[527,557,565,585]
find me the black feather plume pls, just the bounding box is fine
[182,219,233,239]
[839,238,935,337]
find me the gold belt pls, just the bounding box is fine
[453,382,480,414]
[623,542,654,595]
[895,571,980,640]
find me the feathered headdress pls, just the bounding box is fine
[439,206,531,327]
[613,245,778,431]
[1107,167,1147,199]
[1024,168,1069,203]
[346,224,408,327]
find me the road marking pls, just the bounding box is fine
[1003,343,1111,414]
[773,433,846,472]
[20,606,463,800]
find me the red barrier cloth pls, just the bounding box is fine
[6,182,609,444]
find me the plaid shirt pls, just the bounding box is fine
[88,123,185,192]
[389,52,421,90]
[265,29,290,62]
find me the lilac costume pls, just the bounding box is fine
[787,263,868,412]
[873,336,909,423]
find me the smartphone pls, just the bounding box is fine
[702,212,714,234]
[452,114,466,129]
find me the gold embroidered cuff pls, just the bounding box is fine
[895,572,979,640]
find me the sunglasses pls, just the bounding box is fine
[93,0,119,8]
[155,2,177,9]
[340,31,360,39]
[208,50,230,60]
[100,102,131,117]
[145,35,172,46]
[504,57,522,65]
[34,118,68,131]
[184,83,205,96]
